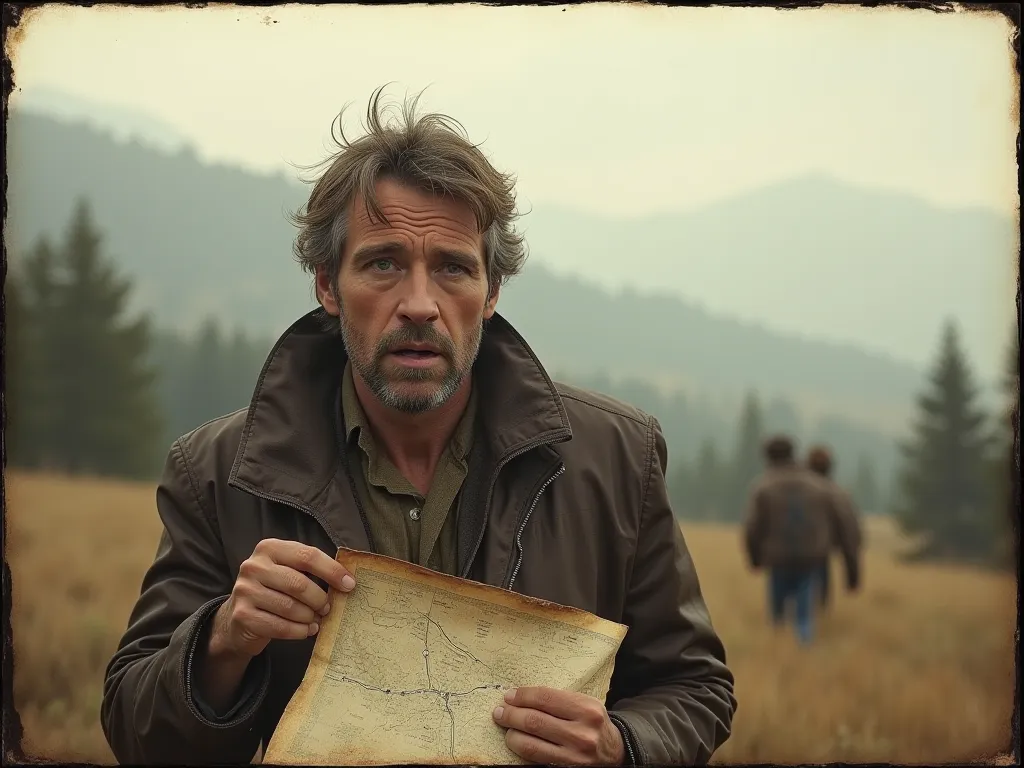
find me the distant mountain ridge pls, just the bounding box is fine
[522,175,1016,378]
[6,108,1003,438]
[12,85,190,153]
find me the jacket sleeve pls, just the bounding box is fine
[825,489,860,590]
[100,438,271,765]
[606,417,737,765]
[841,489,864,552]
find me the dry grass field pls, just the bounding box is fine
[4,470,1018,764]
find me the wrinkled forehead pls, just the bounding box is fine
[352,179,483,233]
[346,179,487,255]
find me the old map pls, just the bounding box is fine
[262,549,629,765]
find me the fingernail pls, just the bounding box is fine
[504,688,516,703]
[309,623,319,635]
[493,707,504,720]
[320,602,331,615]
[341,575,356,591]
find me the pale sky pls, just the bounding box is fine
[8,3,1019,219]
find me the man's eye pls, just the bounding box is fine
[371,259,394,272]
[443,263,468,275]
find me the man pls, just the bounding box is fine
[742,435,858,645]
[101,89,736,766]
[805,444,863,609]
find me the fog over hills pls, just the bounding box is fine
[5,103,1011,439]
[523,175,1016,378]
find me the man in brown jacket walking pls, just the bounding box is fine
[100,88,736,766]
[805,445,863,609]
[743,436,858,645]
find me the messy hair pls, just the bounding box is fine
[763,435,796,465]
[290,85,528,314]
[806,445,834,477]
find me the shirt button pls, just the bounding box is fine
[409,507,421,521]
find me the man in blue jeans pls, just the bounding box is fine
[768,565,817,644]
[743,436,859,645]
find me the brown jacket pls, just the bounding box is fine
[743,464,858,583]
[824,479,863,554]
[101,310,736,766]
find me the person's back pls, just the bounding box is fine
[743,435,852,645]
[746,464,836,570]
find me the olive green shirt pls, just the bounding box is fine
[340,362,476,576]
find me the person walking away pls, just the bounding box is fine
[743,436,858,645]
[805,445,863,610]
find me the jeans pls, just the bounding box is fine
[768,566,816,645]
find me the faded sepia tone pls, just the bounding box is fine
[3,2,1019,765]
[263,550,626,765]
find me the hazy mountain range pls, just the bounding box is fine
[4,103,1013,441]
[525,178,1017,379]
[12,87,1014,380]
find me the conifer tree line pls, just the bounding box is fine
[664,393,884,524]
[3,201,1017,565]
[4,201,272,479]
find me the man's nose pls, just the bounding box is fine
[397,265,440,325]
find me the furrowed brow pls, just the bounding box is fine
[351,241,405,262]
[437,248,482,269]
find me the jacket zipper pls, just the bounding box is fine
[609,713,640,765]
[506,464,565,590]
[459,432,569,580]
[181,599,270,729]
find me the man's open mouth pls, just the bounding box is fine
[391,349,440,359]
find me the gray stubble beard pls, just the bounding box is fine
[339,307,484,415]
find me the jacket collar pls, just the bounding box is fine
[228,308,572,512]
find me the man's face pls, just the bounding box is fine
[316,177,498,414]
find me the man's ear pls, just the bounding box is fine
[483,284,500,320]
[315,266,341,316]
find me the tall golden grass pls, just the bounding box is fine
[5,470,1017,764]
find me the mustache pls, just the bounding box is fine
[375,324,457,359]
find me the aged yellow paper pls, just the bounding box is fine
[262,549,629,765]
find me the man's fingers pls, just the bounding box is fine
[503,686,590,721]
[493,703,572,747]
[249,583,321,625]
[257,563,332,614]
[235,604,319,642]
[262,540,356,593]
[503,727,573,766]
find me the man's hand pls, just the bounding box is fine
[492,686,626,766]
[210,539,356,661]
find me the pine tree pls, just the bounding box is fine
[989,326,1019,565]
[852,454,880,514]
[184,317,229,424]
[724,392,764,522]
[692,438,724,521]
[4,238,63,468]
[3,264,30,464]
[891,320,995,561]
[46,199,164,478]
